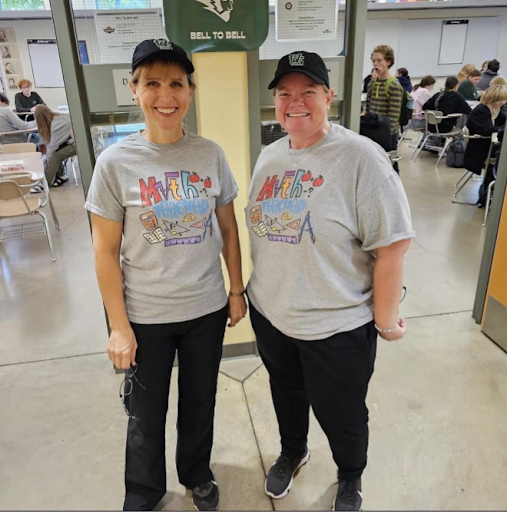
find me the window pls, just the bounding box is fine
[0,0,44,9]
[95,0,160,8]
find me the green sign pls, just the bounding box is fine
[164,0,269,53]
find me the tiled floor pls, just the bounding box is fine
[1,133,507,510]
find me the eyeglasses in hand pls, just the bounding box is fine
[119,365,146,420]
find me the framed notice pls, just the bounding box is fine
[94,9,165,64]
[276,0,338,42]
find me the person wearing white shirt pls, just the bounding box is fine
[410,75,436,130]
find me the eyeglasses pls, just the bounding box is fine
[119,365,146,420]
[400,286,407,303]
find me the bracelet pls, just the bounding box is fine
[374,323,397,334]
[229,290,245,297]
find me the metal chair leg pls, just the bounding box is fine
[412,134,430,161]
[454,173,473,197]
[71,156,79,187]
[483,180,496,226]
[48,194,61,230]
[38,211,56,262]
[436,137,452,168]
[455,170,470,188]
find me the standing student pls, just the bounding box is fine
[15,79,45,113]
[247,50,414,512]
[423,76,471,134]
[365,44,404,168]
[457,69,481,101]
[477,60,500,91]
[85,39,246,512]
[395,67,412,93]
[410,75,436,130]
[456,64,477,83]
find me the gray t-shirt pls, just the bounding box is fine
[85,131,238,324]
[246,123,415,340]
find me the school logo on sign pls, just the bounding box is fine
[153,39,173,50]
[289,53,304,66]
[195,0,234,22]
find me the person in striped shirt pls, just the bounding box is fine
[365,44,404,167]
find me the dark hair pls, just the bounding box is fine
[413,75,436,91]
[488,59,500,73]
[469,69,482,78]
[444,76,459,91]
[397,67,409,77]
[0,92,9,105]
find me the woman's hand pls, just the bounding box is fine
[228,295,247,327]
[108,327,138,369]
[378,318,407,342]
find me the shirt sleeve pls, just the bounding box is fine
[216,148,239,208]
[84,155,125,222]
[388,81,403,132]
[423,93,436,111]
[6,109,35,130]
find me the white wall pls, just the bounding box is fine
[0,19,67,109]
[364,7,507,84]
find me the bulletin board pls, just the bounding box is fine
[27,39,65,88]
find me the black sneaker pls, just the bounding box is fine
[333,478,362,511]
[192,480,219,511]
[265,447,310,499]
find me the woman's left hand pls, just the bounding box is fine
[228,295,247,327]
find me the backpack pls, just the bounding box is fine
[446,138,466,168]
[374,77,414,128]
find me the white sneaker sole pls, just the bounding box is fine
[265,449,311,500]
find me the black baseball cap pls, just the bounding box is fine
[268,51,329,90]
[132,39,194,74]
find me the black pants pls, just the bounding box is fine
[392,133,400,174]
[250,303,377,481]
[123,306,228,511]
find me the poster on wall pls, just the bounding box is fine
[0,27,23,90]
[275,0,338,42]
[94,9,165,64]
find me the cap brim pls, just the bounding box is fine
[268,69,328,89]
[133,50,194,75]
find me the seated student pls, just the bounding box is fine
[0,92,38,144]
[362,68,377,94]
[490,76,507,116]
[395,67,413,93]
[481,60,491,73]
[477,60,500,91]
[423,76,471,134]
[457,69,482,101]
[15,79,45,113]
[464,85,507,177]
[457,64,477,83]
[34,105,76,187]
[410,75,436,130]
[360,108,392,152]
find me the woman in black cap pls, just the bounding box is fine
[246,51,415,511]
[85,39,246,512]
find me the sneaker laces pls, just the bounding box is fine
[272,455,293,480]
[338,480,358,505]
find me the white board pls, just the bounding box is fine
[27,39,64,88]
[439,20,468,65]
[397,17,501,78]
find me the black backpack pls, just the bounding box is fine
[446,138,466,168]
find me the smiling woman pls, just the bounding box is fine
[84,39,246,512]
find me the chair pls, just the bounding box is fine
[0,172,56,261]
[453,131,493,198]
[411,111,463,168]
[1,142,37,154]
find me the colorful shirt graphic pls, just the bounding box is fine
[85,131,238,324]
[246,123,415,341]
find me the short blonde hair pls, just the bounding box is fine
[371,45,395,68]
[18,79,32,89]
[481,84,507,105]
[490,76,507,87]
